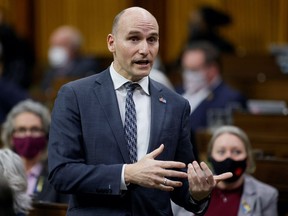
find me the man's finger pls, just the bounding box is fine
[213,172,233,182]
[146,144,164,159]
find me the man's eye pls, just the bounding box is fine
[148,37,157,43]
[130,37,138,41]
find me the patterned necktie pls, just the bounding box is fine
[124,82,138,163]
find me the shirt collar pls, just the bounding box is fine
[109,62,150,95]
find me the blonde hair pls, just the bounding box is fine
[207,125,256,173]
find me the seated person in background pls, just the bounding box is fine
[0,148,32,216]
[172,125,278,216]
[41,25,100,95]
[1,99,69,203]
[178,41,246,160]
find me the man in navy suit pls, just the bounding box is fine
[178,41,247,161]
[48,7,231,216]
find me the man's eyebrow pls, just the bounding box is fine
[127,31,159,37]
[149,33,159,38]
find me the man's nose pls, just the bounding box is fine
[139,41,149,55]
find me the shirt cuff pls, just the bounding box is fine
[120,164,128,190]
[189,194,210,205]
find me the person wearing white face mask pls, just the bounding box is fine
[48,46,70,68]
[179,41,247,130]
[182,68,210,113]
[175,41,247,164]
[41,25,100,96]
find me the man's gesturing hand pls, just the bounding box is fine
[125,144,188,191]
[187,161,233,201]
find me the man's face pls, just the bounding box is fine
[107,9,159,81]
[181,49,210,93]
[182,49,207,73]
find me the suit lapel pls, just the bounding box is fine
[93,70,130,163]
[148,80,166,153]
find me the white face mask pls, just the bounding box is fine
[48,46,69,68]
[182,69,208,94]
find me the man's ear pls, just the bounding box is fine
[107,34,115,52]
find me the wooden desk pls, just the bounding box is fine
[253,158,288,216]
[28,202,68,216]
[233,112,288,158]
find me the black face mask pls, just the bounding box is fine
[209,157,247,183]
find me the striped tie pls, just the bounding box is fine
[124,82,138,163]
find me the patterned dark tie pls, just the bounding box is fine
[124,82,138,163]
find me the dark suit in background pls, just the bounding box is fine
[190,80,246,131]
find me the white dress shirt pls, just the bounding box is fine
[182,88,210,114]
[110,63,151,189]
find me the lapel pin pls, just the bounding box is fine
[241,199,251,214]
[159,97,166,104]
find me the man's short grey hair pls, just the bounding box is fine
[52,25,83,51]
[0,148,32,214]
[112,9,127,35]
[1,99,51,148]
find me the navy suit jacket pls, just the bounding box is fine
[48,69,207,216]
[190,81,247,131]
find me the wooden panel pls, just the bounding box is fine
[246,80,288,103]
[220,54,288,103]
[34,0,132,65]
[28,202,67,216]
[196,113,288,159]
[253,158,288,216]
[0,0,34,40]
[233,112,288,136]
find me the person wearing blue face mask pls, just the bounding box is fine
[1,99,69,204]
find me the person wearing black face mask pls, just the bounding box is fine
[172,125,278,216]
[1,99,69,204]
[205,125,278,216]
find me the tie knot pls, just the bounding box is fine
[124,82,139,92]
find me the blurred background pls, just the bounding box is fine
[1,1,288,215]
[0,0,287,96]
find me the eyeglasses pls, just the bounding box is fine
[13,127,44,137]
